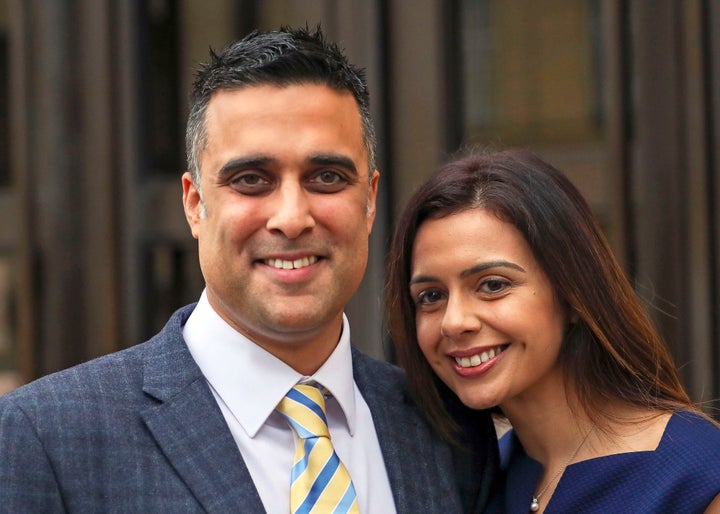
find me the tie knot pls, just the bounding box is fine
[276,384,330,439]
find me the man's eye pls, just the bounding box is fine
[229,173,273,194]
[233,173,265,185]
[318,171,342,184]
[307,170,348,193]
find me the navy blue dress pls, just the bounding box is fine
[486,411,720,513]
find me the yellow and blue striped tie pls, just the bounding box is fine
[276,384,360,514]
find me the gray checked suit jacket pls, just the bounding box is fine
[0,304,498,513]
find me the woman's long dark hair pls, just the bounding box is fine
[386,148,695,442]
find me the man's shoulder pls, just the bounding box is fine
[0,303,196,412]
[0,343,147,428]
[351,346,404,386]
[350,347,419,416]
[351,346,401,370]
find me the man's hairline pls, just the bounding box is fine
[189,83,377,189]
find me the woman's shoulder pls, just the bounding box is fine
[557,410,720,512]
[662,410,720,445]
[642,410,720,511]
[666,408,720,431]
[493,411,720,513]
[658,410,720,461]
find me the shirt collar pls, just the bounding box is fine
[183,290,357,438]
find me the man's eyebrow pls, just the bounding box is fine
[409,261,526,286]
[216,154,359,179]
[307,154,358,176]
[217,156,276,179]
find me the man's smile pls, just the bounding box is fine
[264,256,319,270]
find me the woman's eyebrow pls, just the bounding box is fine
[410,261,525,286]
[460,261,526,278]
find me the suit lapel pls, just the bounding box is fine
[139,306,265,513]
[352,348,462,513]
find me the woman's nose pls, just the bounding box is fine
[440,294,482,339]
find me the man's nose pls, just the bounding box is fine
[265,183,316,239]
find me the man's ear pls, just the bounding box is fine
[366,169,380,234]
[182,172,202,239]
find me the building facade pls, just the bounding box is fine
[0,0,718,414]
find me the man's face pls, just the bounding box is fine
[182,84,378,374]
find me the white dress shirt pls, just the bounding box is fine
[183,291,396,513]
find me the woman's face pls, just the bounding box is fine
[410,208,568,411]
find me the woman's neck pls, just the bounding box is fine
[501,379,592,467]
[498,371,673,514]
[500,375,671,467]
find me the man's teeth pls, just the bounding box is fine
[454,347,504,368]
[266,256,318,270]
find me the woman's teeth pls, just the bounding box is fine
[454,346,505,368]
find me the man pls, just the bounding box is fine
[0,27,497,512]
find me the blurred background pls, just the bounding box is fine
[0,0,718,415]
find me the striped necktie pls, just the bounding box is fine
[276,384,360,514]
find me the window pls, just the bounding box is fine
[456,0,621,247]
[459,0,603,146]
[136,0,182,176]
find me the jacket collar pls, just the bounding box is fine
[140,305,265,513]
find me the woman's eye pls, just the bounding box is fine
[480,278,509,294]
[416,289,445,305]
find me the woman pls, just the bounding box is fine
[386,149,720,513]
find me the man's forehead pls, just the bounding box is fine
[200,85,368,165]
